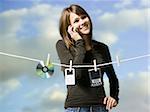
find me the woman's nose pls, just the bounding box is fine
[79,19,84,26]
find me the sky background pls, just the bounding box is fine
[0,0,149,112]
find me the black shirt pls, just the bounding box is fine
[56,39,119,108]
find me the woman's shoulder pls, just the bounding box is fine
[92,40,108,48]
[56,39,65,46]
[56,39,64,44]
[56,39,67,50]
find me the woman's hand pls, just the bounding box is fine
[67,25,82,41]
[103,96,117,110]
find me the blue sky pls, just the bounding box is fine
[0,0,149,112]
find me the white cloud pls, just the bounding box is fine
[27,4,61,39]
[29,4,52,15]
[21,83,66,112]
[0,3,62,81]
[24,84,66,112]
[0,8,27,38]
[0,79,21,99]
[140,0,149,7]
[114,0,133,9]
[41,84,66,102]
[0,4,64,111]
[98,8,148,33]
[97,31,118,46]
[90,9,103,15]
[104,71,150,112]
[114,0,149,8]
[119,71,150,112]
[24,88,40,99]
[48,89,66,102]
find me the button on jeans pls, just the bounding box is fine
[65,105,108,112]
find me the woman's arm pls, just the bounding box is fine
[101,44,119,110]
[104,45,119,102]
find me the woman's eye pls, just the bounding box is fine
[74,19,79,23]
[81,15,87,19]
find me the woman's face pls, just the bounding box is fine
[69,12,91,35]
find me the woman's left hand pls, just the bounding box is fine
[103,96,117,110]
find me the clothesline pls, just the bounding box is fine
[52,54,150,68]
[0,51,150,68]
[0,51,41,62]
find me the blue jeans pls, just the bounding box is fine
[65,105,108,112]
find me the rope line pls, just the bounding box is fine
[0,51,42,62]
[120,54,150,63]
[0,51,150,68]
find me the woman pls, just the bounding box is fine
[56,4,119,112]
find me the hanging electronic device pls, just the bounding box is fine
[88,68,102,87]
[36,54,54,78]
[88,60,102,87]
[65,68,75,85]
[65,60,75,85]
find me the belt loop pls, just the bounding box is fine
[90,106,92,112]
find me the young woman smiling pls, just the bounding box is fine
[56,4,119,112]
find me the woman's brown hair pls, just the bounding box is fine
[59,4,93,48]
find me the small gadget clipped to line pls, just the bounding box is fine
[88,59,102,87]
[65,60,75,85]
[36,53,54,78]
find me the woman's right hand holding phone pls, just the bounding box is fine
[68,25,82,41]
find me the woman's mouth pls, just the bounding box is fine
[79,22,89,31]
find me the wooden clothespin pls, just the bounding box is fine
[116,55,120,67]
[93,59,97,72]
[69,60,73,72]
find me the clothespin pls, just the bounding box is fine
[45,53,51,78]
[116,55,120,67]
[46,53,50,66]
[69,60,73,72]
[93,59,97,72]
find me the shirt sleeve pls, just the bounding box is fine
[56,39,86,79]
[103,45,119,103]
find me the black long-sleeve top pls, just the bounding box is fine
[56,39,119,108]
